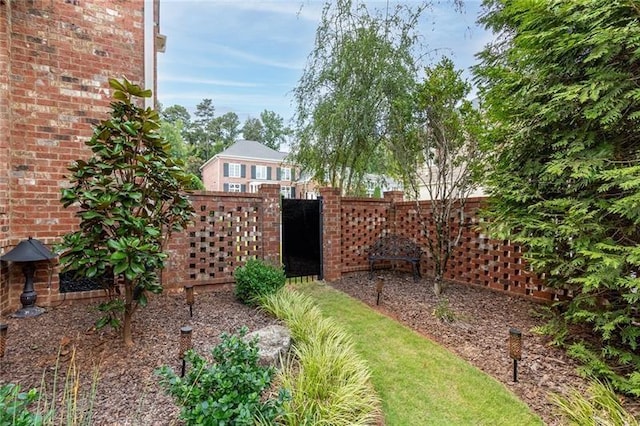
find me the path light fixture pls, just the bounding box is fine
[0,237,57,317]
[376,277,384,306]
[179,326,193,377]
[184,285,194,317]
[509,328,523,382]
[0,324,7,358]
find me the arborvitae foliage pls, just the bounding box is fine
[474,0,640,394]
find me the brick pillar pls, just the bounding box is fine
[320,187,341,281]
[259,184,282,266]
[384,191,404,235]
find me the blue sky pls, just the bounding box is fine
[157,1,493,124]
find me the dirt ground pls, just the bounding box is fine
[0,273,637,425]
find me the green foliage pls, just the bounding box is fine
[392,57,486,294]
[57,77,195,344]
[433,298,457,323]
[0,384,48,426]
[234,259,286,306]
[549,379,639,426]
[157,327,287,425]
[259,288,381,425]
[291,0,427,194]
[158,119,204,181]
[475,0,640,391]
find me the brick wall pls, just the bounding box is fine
[0,3,10,313]
[1,1,153,314]
[163,185,282,291]
[336,194,560,302]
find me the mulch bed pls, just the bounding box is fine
[1,273,637,425]
[330,270,639,426]
[0,289,278,426]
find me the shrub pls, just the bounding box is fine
[157,326,287,425]
[234,259,286,306]
[0,383,48,426]
[433,298,457,323]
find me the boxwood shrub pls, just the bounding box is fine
[234,259,286,306]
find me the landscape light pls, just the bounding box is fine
[0,324,7,358]
[509,328,522,382]
[376,277,384,305]
[179,326,193,377]
[184,285,195,317]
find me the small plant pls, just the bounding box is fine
[234,259,286,306]
[157,326,287,425]
[433,298,457,323]
[0,383,49,426]
[550,379,639,426]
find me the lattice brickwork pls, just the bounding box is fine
[336,194,560,302]
[164,186,281,290]
[339,198,390,273]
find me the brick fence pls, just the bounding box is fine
[1,186,564,315]
[321,188,563,302]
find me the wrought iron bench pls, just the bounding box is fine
[368,234,422,281]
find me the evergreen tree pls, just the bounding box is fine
[474,0,640,394]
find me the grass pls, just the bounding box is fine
[260,289,380,425]
[549,379,639,426]
[294,281,543,426]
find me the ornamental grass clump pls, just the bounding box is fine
[259,288,380,425]
[550,379,639,426]
[234,259,285,306]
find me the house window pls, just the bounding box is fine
[280,186,292,199]
[280,167,292,181]
[228,183,242,192]
[249,183,260,193]
[255,165,267,180]
[228,163,241,178]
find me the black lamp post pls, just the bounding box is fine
[184,285,194,317]
[509,328,523,382]
[0,237,56,318]
[179,326,193,377]
[376,277,384,305]
[0,324,7,358]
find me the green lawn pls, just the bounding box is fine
[295,281,543,426]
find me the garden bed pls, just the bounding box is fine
[0,289,278,425]
[330,271,640,425]
[1,274,638,425]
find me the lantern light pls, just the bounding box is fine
[509,328,522,382]
[184,285,195,317]
[0,237,57,318]
[179,326,193,377]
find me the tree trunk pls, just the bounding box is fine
[123,281,134,346]
[433,272,443,296]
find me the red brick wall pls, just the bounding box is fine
[163,185,282,291]
[336,194,560,302]
[1,1,151,314]
[0,3,10,313]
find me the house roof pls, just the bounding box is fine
[200,140,288,170]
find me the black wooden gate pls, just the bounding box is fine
[282,198,323,279]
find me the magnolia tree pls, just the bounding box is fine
[58,78,195,346]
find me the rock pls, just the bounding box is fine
[244,324,291,368]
